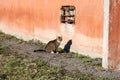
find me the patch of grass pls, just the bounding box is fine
[58,47,63,52]
[71,52,103,71]
[27,39,35,44]
[83,58,93,65]
[94,77,116,80]
[0,31,117,80]
[0,31,6,41]
[95,66,104,71]
[7,35,18,41]
[71,52,90,59]
[32,60,64,79]
[28,39,45,49]
[0,47,109,80]
[0,45,11,56]
[0,45,7,54]
[0,31,23,43]
[71,52,92,64]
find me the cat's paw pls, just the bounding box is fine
[56,52,59,54]
[51,51,54,54]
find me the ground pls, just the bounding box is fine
[0,32,120,80]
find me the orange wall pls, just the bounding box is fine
[108,0,120,70]
[0,0,103,57]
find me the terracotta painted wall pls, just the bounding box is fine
[0,0,103,57]
[108,0,120,70]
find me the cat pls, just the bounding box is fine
[60,39,72,53]
[34,36,62,53]
[63,39,72,53]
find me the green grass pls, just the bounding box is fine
[0,31,117,80]
[70,52,104,71]
[0,44,115,80]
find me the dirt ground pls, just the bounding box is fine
[0,33,120,79]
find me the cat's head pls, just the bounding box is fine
[57,36,62,42]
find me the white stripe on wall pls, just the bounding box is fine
[102,0,110,69]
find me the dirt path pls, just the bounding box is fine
[1,39,120,79]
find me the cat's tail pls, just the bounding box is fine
[34,49,45,52]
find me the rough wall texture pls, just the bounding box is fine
[108,0,120,70]
[0,0,103,57]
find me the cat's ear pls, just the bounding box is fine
[57,34,62,38]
